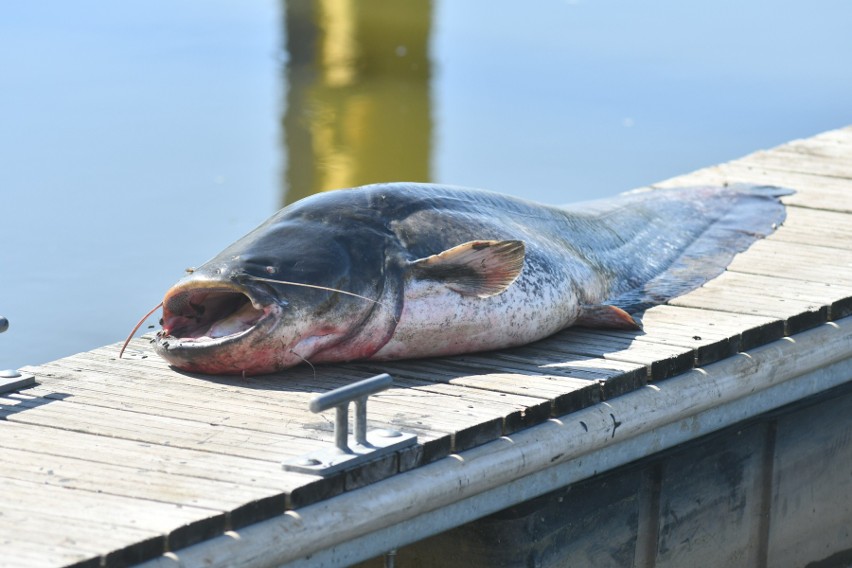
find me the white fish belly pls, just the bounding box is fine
[371,275,582,361]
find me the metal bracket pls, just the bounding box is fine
[0,370,36,394]
[282,373,417,476]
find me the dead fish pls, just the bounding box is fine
[145,182,790,375]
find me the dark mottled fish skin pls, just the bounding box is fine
[153,182,790,375]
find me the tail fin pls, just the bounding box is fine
[568,184,793,313]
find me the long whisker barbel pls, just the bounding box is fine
[119,302,163,359]
[246,276,392,311]
[246,276,398,323]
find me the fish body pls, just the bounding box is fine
[154,183,789,375]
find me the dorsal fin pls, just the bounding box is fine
[409,240,525,298]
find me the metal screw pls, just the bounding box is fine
[375,429,402,438]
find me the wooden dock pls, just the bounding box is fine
[3,126,852,567]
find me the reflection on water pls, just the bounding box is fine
[282,0,432,205]
[3,1,851,371]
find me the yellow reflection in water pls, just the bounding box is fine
[282,0,433,205]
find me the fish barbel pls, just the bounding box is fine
[151,183,790,375]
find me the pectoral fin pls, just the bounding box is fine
[576,304,643,330]
[410,240,525,298]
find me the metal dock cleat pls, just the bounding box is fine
[282,373,417,476]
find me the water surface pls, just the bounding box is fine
[2,0,851,370]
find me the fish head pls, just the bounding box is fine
[154,217,403,375]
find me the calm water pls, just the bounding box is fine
[2,0,851,370]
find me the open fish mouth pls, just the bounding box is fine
[158,283,277,347]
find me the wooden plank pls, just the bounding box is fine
[2,477,218,553]
[0,444,274,511]
[444,347,647,405]
[381,357,597,409]
[0,528,100,568]
[773,206,852,249]
[617,305,782,365]
[723,271,852,322]
[0,394,345,514]
[0,392,321,461]
[0,505,163,567]
[669,285,822,335]
[96,334,617,411]
[726,239,852,288]
[670,271,852,334]
[654,140,852,214]
[24,348,553,471]
[46,341,552,447]
[341,362,550,451]
[526,328,696,382]
[17,372,452,449]
[25,358,459,446]
[738,145,852,179]
[3,477,200,535]
[0,420,287,488]
[380,381,852,568]
[666,164,852,213]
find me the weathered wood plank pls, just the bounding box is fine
[48,340,555,445]
[533,329,696,382]
[736,144,852,179]
[0,392,320,461]
[669,270,852,334]
[726,239,852,288]
[0,421,286,488]
[654,128,852,213]
[669,288,820,335]
[773,206,852,248]
[0,536,99,568]
[611,305,782,365]
[662,164,852,213]
[0,394,346,514]
[23,346,555,476]
[17,371,454,448]
[0,506,161,567]
[0,444,274,511]
[3,478,204,535]
[2,478,220,554]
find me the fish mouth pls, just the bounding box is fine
[156,282,279,350]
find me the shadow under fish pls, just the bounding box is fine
[133,182,792,375]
